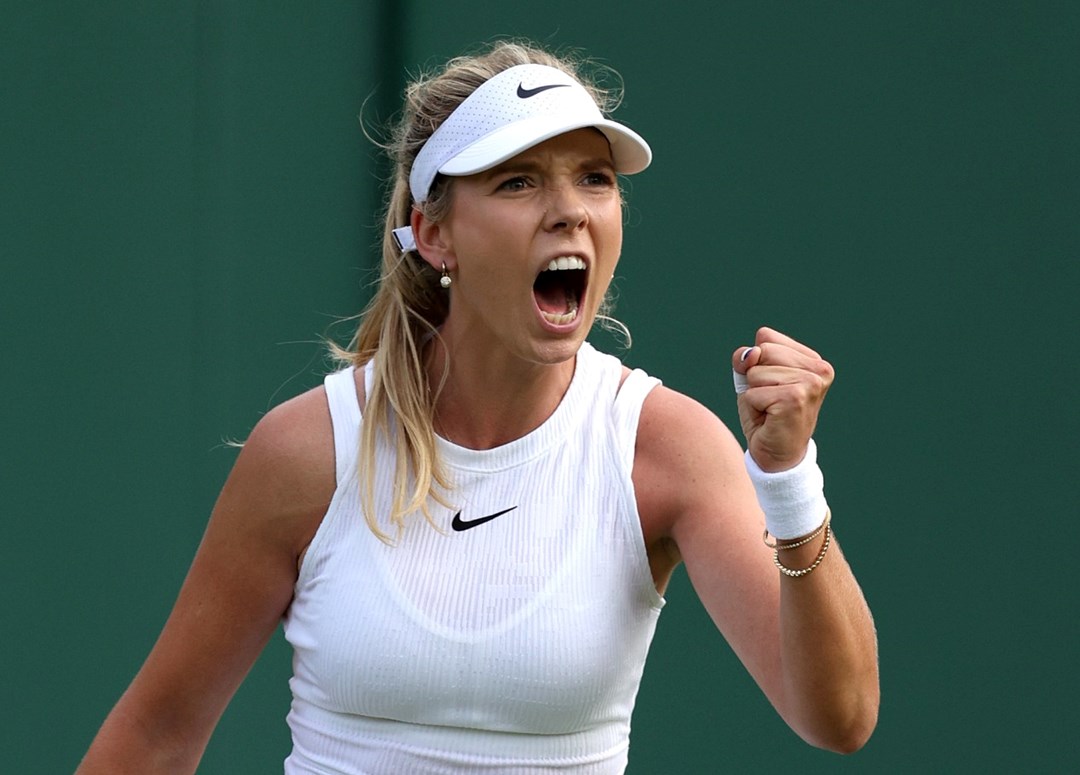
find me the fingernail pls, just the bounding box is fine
[740,347,754,362]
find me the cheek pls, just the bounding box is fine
[593,206,624,261]
[454,220,525,291]
[445,212,513,274]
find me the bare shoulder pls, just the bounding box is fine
[242,385,334,484]
[219,383,336,555]
[636,383,740,454]
[634,385,750,533]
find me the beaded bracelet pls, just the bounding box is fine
[763,509,831,550]
[774,520,832,578]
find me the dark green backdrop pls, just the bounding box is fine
[3,1,1077,772]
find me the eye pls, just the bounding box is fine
[497,175,531,192]
[582,170,616,187]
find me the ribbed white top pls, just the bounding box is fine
[283,343,664,774]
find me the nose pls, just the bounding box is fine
[543,183,588,233]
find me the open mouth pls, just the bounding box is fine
[533,256,587,326]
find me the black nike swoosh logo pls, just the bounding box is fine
[516,82,571,99]
[451,506,518,531]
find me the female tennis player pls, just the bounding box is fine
[78,40,878,774]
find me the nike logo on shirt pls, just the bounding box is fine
[451,506,518,531]
[516,83,570,99]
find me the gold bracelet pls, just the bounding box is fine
[774,521,832,578]
[763,509,831,550]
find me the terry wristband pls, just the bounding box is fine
[744,438,829,540]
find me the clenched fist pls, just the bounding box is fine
[732,327,834,473]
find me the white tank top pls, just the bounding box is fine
[283,343,664,774]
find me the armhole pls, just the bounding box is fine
[612,369,662,469]
[323,366,363,486]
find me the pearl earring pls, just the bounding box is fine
[440,263,452,288]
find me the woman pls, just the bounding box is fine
[78,41,878,773]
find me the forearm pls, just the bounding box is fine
[776,533,879,753]
[742,434,879,751]
[76,698,207,775]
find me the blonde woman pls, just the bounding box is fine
[79,41,878,774]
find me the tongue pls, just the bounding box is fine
[535,284,572,314]
[534,272,578,314]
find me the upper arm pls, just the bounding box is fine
[82,386,336,770]
[634,386,785,703]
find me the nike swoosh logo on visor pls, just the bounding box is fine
[451,506,518,531]
[516,83,571,99]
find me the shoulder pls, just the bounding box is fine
[633,385,755,541]
[636,385,746,484]
[243,385,333,478]
[221,383,336,554]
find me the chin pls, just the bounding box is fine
[529,328,591,366]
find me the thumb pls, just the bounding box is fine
[731,345,760,375]
[731,345,759,395]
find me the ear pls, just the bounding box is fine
[411,208,457,272]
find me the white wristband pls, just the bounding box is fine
[745,438,829,539]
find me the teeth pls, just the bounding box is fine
[541,303,578,325]
[545,256,586,272]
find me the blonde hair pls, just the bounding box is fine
[335,41,622,541]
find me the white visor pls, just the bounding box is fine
[406,62,651,202]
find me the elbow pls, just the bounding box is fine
[823,713,877,755]
[784,675,879,755]
[805,695,879,755]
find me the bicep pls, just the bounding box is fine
[637,388,785,703]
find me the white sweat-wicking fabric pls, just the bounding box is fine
[283,342,664,774]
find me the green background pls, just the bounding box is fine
[3,1,1077,772]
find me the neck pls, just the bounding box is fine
[424,334,577,450]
